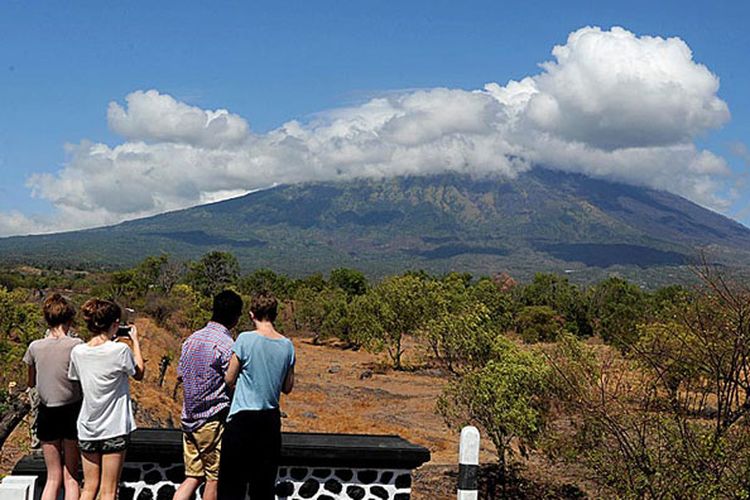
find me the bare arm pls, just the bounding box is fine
[27,365,35,389]
[282,364,294,394]
[225,353,241,389]
[129,325,145,381]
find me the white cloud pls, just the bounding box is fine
[0,211,47,237]
[107,90,250,148]
[0,26,737,236]
[520,26,729,150]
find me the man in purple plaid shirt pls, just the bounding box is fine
[174,290,243,500]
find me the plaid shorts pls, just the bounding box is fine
[79,434,130,454]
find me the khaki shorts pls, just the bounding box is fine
[183,420,224,481]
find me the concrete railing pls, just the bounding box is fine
[4,428,431,500]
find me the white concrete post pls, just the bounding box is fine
[0,474,37,500]
[457,426,480,500]
[0,483,30,500]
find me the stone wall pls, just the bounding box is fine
[119,463,413,500]
[8,429,430,500]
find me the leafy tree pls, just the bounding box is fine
[294,287,351,344]
[469,278,515,332]
[421,274,509,373]
[296,272,326,293]
[438,336,552,479]
[0,287,42,448]
[421,275,470,369]
[134,255,167,292]
[329,268,368,297]
[103,255,182,305]
[416,274,516,372]
[441,271,473,288]
[589,276,647,348]
[168,284,211,330]
[402,269,431,281]
[186,251,240,297]
[426,302,499,373]
[349,275,429,369]
[0,287,43,345]
[134,254,185,295]
[515,305,563,343]
[239,268,294,299]
[648,284,692,322]
[107,269,139,304]
[517,273,592,337]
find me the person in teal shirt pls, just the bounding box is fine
[219,293,295,500]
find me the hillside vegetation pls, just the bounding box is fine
[2,169,750,286]
[3,252,750,497]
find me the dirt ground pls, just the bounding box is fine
[0,319,593,498]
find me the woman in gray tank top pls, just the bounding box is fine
[23,293,82,500]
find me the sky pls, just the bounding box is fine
[1,0,749,236]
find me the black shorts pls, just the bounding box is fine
[37,400,81,442]
[79,434,130,454]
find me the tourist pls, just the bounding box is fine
[173,290,243,500]
[23,293,82,500]
[69,298,144,500]
[218,293,295,500]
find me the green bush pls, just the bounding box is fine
[438,337,552,475]
[515,305,562,343]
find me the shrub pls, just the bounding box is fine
[438,336,552,477]
[588,276,646,349]
[515,305,563,343]
[549,265,750,498]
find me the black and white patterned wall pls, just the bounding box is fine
[118,462,412,500]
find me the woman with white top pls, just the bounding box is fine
[68,298,145,500]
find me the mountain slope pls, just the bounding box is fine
[2,168,749,285]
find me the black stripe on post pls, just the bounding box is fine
[458,463,479,490]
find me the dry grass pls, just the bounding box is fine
[1,318,592,497]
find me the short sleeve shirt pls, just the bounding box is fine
[178,322,234,432]
[68,341,137,440]
[229,331,295,419]
[23,335,83,407]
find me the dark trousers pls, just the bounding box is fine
[217,408,281,500]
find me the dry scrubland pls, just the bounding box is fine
[5,257,749,498]
[0,318,592,499]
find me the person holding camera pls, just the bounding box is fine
[23,293,83,500]
[68,298,144,500]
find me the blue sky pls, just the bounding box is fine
[1,0,749,234]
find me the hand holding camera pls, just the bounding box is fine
[115,308,137,339]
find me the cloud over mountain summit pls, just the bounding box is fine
[0,26,734,236]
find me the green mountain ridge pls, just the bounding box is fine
[2,168,749,286]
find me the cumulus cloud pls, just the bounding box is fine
[518,26,729,150]
[0,26,737,236]
[107,90,250,148]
